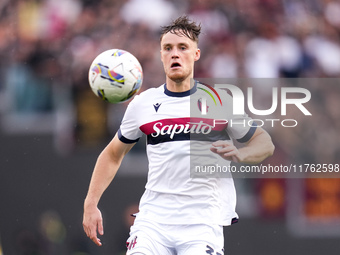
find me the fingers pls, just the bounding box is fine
[212,140,232,147]
[210,140,240,162]
[210,140,235,154]
[83,222,103,246]
[94,220,104,246]
[97,218,104,236]
[93,237,102,246]
[83,211,104,246]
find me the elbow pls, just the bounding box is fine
[268,141,275,158]
[263,130,275,158]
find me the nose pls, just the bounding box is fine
[171,48,179,58]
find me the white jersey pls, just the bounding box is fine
[118,82,256,226]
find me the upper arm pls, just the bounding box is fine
[104,133,136,164]
[246,126,272,144]
[237,126,275,164]
[244,126,275,158]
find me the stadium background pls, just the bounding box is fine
[1,0,340,254]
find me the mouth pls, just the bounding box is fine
[171,62,181,69]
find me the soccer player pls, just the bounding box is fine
[83,16,274,254]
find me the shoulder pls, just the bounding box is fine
[125,84,164,110]
[132,85,163,101]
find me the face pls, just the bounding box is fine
[160,31,200,83]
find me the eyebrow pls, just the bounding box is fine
[162,42,190,48]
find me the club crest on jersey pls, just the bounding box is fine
[197,98,209,113]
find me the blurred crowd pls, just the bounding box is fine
[0,0,340,161]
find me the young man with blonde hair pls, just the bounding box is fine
[83,16,274,255]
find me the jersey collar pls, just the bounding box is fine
[164,81,198,97]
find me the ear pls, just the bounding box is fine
[160,49,164,63]
[194,48,201,62]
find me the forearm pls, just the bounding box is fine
[84,134,135,208]
[84,147,121,207]
[238,129,275,164]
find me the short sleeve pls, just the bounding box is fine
[118,97,143,144]
[218,89,257,143]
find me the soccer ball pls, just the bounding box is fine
[88,49,143,103]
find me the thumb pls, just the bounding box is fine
[98,218,104,235]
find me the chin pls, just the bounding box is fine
[170,76,186,83]
[168,72,188,83]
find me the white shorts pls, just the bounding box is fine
[126,219,224,255]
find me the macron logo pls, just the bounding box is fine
[153,103,162,112]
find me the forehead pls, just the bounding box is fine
[161,31,197,47]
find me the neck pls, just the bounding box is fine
[166,76,194,92]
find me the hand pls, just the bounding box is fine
[83,205,104,246]
[210,140,242,163]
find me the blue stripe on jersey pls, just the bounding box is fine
[236,123,257,143]
[147,130,231,145]
[147,132,190,145]
[118,128,140,144]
